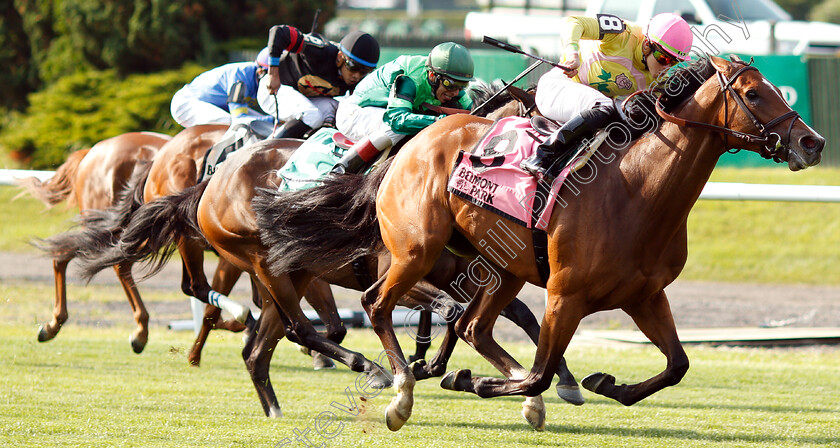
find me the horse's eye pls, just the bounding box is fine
[746,89,758,100]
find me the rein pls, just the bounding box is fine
[655,64,800,161]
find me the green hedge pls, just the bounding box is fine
[0,64,209,169]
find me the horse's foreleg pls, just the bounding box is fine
[114,261,149,354]
[188,304,221,367]
[256,265,389,386]
[500,297,583,405]
[300,278,342,370]
[178,239,250,323]
[38,258,70,342]
[412,305,462,380]
[582,290,689,406]
[188,259,246,366]
[408,310,433,363]
[242,283,285,418]
[209,259,247,332]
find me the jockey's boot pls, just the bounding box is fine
[331,137,380,175]
[520,115,588,182]
[520,103,618,182]
[271,119,312,139]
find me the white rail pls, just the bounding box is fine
[0,169,55,185]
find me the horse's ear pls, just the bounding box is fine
[507,85,536,110]
[709,55,732,74]
[729,54,744,64]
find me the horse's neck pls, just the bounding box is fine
[615,83,726,233]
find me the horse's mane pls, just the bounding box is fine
[468,79,535,117]
[653,57,718,113]
[619,57,718,138]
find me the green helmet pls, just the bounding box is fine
[426,42,475,82]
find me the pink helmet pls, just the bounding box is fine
[256,47,270,69]
[646,13,692,61]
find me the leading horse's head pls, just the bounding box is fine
[680,56,824,171]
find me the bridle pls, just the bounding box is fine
[656,61,800,161]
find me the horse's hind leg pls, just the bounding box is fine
[299,278,342,371]
[441,270,549,431]
[38,258,71,342]
[582,290,689,406]
[113,261,149,353]
[243,278,285,417]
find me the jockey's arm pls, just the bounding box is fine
[266,25,306,93]
[383,75,442,134]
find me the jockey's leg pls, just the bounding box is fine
[271,118,311,139]
[331,131,396,174]
[332,102,403,174]
[520,102,619,182]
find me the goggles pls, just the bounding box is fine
[343,56,374,75]
[651,44,678,67]
[438,75,469,91]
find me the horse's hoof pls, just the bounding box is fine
[410,360,430,380]
[366,368,393,389]
[556,383,585,406]
[407,354,424,363]
[129,334,146,354]
[268,406,283,418]
[37,324,54,343]
[581,372,615,394]
[440,369,471,391]
[384,400,410,431]
[296,343,312,357]
[312,352,336,371]
[521,399,546,431]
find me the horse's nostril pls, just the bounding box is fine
[800,135,824,152]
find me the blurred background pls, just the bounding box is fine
[2,0,840,169]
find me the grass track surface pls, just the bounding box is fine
[1,323,838,447]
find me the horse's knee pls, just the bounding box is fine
[327,325,347,343]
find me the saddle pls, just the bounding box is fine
[198,120,274,183]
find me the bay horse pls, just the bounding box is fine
[15,132,174,352]
[71,82,585,425]
[36,125,337,367]
[253,56,824,430]
[77,138,581,423]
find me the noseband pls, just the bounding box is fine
[656,63,801,161]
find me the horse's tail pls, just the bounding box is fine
[253,159,392,276]
[75,180,209,282]
[14,148,91,208]
[33,161,153,264]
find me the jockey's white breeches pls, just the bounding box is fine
[336,101,405,149]
[257,76,338,129]
[536,68,613,123]
[170,88,231,127]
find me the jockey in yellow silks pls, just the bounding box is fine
[520,13,694,181]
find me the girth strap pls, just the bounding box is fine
[530,180,552,287]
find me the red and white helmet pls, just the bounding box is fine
[646,13,693,61]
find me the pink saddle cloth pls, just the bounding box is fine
[447,116,579,230]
